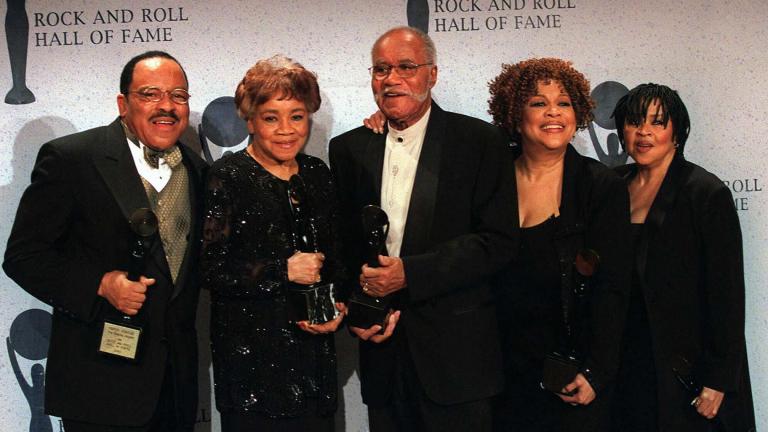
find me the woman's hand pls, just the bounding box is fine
[297,303,347,335]
[287,251,324,285]
[363,110,386,134]
[558,373,596,406]
[349,310,401,343]
[693,387,724,419]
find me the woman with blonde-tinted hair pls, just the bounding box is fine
[201,55,346,432]
[488,58,631,431]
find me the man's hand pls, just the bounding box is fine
[298,303,347,335]
[558,373,596,406]
[360,255,406,297]
[349,310,401,343]
[97,270,155,315]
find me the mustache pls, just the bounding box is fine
[150,110,180,122]
[378,86,411,96]
[375,87,429,102]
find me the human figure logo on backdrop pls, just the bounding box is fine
[587,80,629,167]
[198,96,249,163]
[6,308,53,432]
[5,0,36,104]
[407,0,429,33]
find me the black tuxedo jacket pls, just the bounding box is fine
[329,102,517,406]
[3,119,207,427]
[615,155,755,431]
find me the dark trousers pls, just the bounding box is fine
[220,411,334,432]
[63,365,190,432]
[368,335,493,432]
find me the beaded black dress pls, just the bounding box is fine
[201,150,345,419]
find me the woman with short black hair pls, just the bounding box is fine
[611,83,755,431]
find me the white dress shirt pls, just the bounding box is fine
[381,108,431,257]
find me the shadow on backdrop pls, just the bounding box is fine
[1,117,77,227]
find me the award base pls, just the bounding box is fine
[347,291,392,330]
[99,319,142,361]
[541,352,580,396]
[286,283,339,324]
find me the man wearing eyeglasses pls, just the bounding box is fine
[4,51,206,432]
[329,27,516,431]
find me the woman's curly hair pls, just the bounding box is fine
[488,58,595,144]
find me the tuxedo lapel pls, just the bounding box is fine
[555,145,585,236]
[362,131,386,205]
[401,103,443,255]
[92,119,150,221]
[92,119,172,283]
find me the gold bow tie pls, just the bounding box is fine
[144,145,182,169]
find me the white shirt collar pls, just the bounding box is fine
[386,107,431,145]
[126,139,173,192]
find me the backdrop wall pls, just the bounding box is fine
[1,1,766,431]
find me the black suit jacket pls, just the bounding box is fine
[329,102,517,406]
[3,119,207,427]
[616,155,755,431]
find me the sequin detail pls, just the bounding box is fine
[201,150,346,417]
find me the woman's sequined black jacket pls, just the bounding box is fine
[201,150,346,417]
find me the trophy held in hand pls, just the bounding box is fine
[346,204,393,330]
[285,175,339,325]
[98,208,158,362]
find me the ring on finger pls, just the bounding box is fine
[693,397,702,408]
[362,282,370,293]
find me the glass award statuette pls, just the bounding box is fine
[347,205,393,329]
[540,248,601,394]
[98,208,158,361]
[285,175,339,324]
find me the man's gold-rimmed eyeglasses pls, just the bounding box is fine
[127,86,191,105]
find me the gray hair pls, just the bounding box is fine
[371,26,437,65]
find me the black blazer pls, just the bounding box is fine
[329,102,517,406]
[550,146,631,393]
[616,155,755,431]
[3,119,207,427]
[497,145,631,429]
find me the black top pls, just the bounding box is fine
[499,215,562,376]
[494,145,632,431]
[201,150,345,417]
[612,223,658,431]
